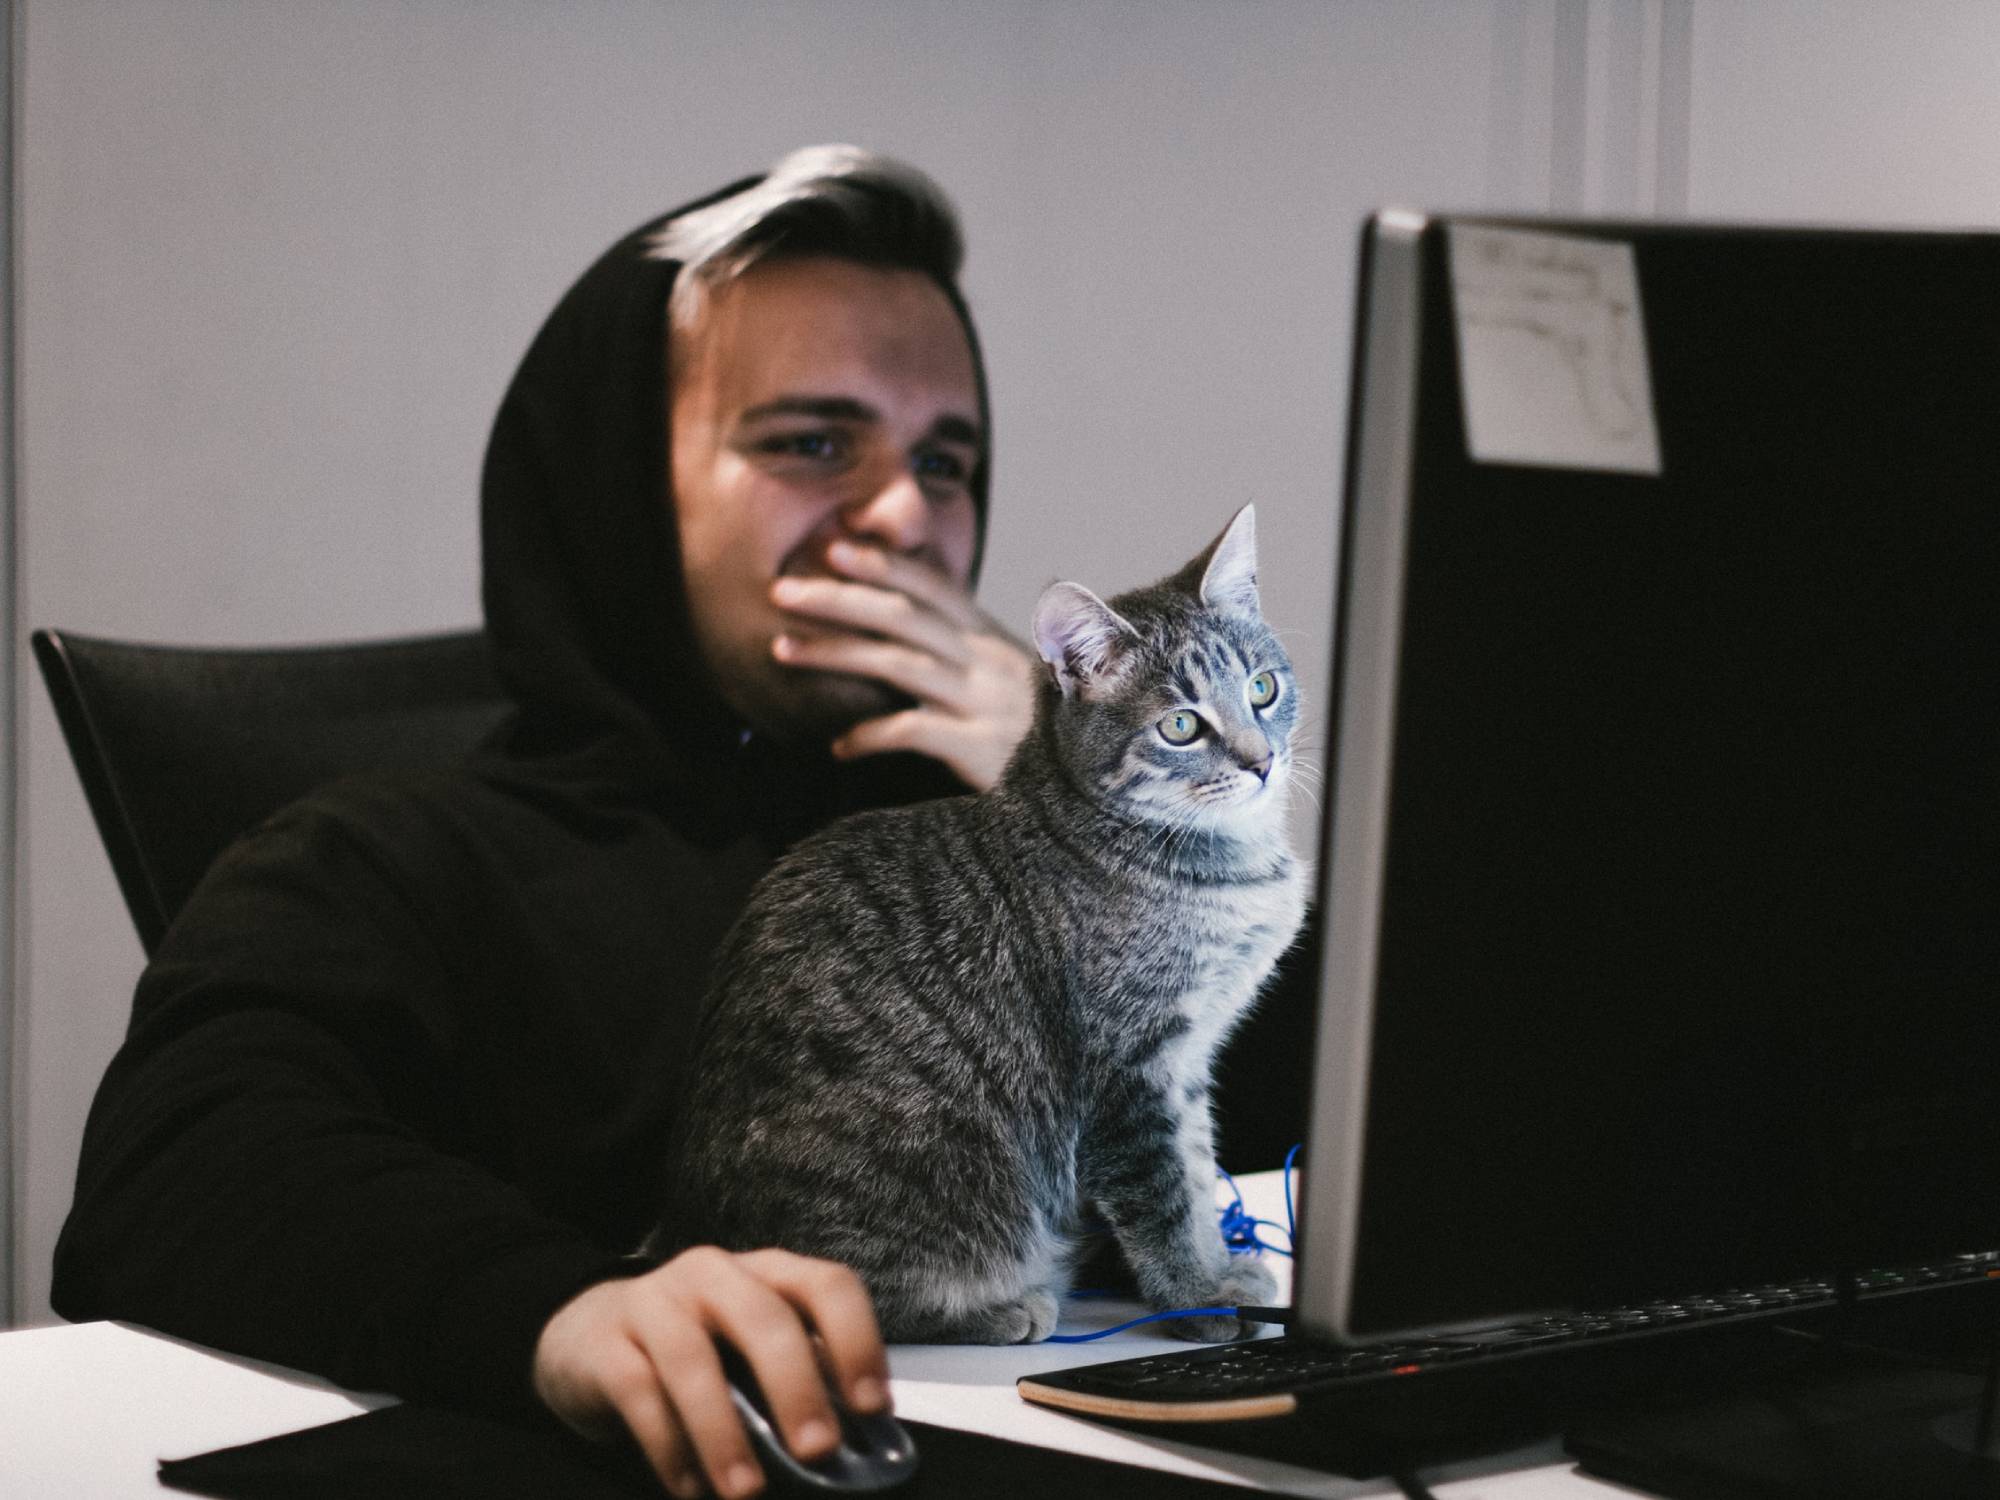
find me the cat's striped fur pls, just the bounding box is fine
[661,507,1307,1343]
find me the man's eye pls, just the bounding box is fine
[915,449,971,484]
[760,431,847,461]
[916,444,976,478]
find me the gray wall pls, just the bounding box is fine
[1,0,16,1330]
[9,0,1993,1329]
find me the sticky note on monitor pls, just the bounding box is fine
[1447,224,1662,475]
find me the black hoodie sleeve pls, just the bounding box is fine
[50,792,636,1418]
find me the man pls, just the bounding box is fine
[54,146,1035,1500]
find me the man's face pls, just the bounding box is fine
[669,255,982,743]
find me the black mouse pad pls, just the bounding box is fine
[157,1401,1255,1498]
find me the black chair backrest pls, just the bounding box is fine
[32,627,513,956]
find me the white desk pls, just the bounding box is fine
[0,1175,1622,1499]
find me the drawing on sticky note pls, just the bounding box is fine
[1447,225,1663,476]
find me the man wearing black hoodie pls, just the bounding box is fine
[52,146,1035,1500]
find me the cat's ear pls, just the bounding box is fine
[1184,504,1261,617]
[1033,582,1138,699]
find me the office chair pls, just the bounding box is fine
[31,628,513,957]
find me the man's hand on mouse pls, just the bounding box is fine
[534,1246,890,1499]
[769,540,1036,793]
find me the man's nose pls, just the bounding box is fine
[841,470,930,552]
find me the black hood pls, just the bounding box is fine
[476,179,992,813]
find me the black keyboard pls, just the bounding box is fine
[1017,1252,2000,1424]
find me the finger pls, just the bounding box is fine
[835,711,1002,791]
[827,540,989,631]
[739,1250,892,1413]
[830,708,950,764]
[769,575,969,665]
[689,1262,845,1466]
[836,712,1008,792]
[772,633,970,712]
[632,1317,770,1500]
[961,642,1040,723]
[598,1343,702,1499]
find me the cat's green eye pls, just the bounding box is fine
[1158,710,1204,746]
[1249,671,1279,709]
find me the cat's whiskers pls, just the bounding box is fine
[1125,800,1175,854]
[1142,809,1196,872]
[1137,803,1206,875]
[1284,726,1326,761]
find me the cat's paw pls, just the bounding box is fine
[1216,1256,1278,1309]
[1161,1256,1280,1343]
[955,1288,1061,1345]
[1162,1310,1254,1342]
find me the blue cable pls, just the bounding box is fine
[1054,1146,1306,1342]
[1215,1166,1259,1252]
[1045,1307,1242,1344]
[1216,1164,1293,1259]
[1283,1141,1300,1244]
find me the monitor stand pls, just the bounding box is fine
[1565,1308,2000,1499]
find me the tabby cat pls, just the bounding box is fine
[660,505,1308,1343]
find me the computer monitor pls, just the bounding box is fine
[1297,211,2000,1348]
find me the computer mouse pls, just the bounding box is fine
[723,1367,919,1494]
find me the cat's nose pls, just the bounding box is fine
[1242,752,1272,783]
